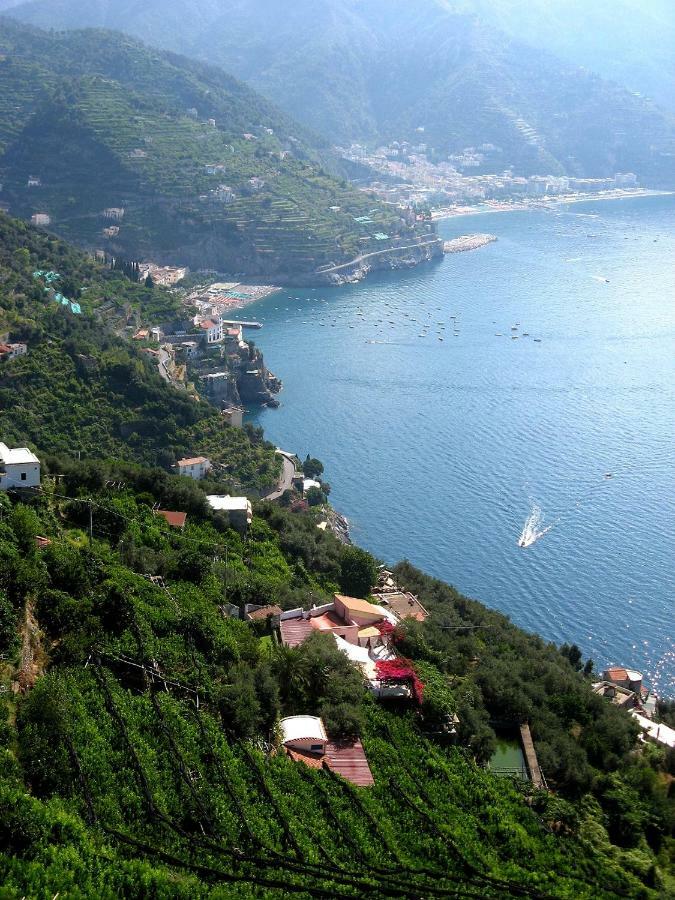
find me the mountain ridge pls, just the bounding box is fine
[5,0,675,182]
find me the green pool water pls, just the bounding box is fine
[489,738,527,778]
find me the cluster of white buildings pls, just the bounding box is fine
[343,141,640,209]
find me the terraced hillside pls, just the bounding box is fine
[0,21,435,279]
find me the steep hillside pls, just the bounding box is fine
[0,212,281,490]
[6,0,675,181]
[453,0,675,113]
[0,211,672,899]
[0,21,435,279]
[0,464,672,897]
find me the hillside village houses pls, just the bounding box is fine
[221,405,244,428]
[139,264,189,287]
[279,593,413,698]
[0,443,41,490]
[0,342,28,363]
[278,715,375,787]
[174,455,211,480]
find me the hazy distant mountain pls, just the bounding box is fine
[452,0,675,111]
[6,0,675,181]
[0,19,425,277]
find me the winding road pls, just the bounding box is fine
[264,450,297,501]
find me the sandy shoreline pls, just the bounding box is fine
[431,189,674,221]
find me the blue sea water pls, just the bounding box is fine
[248,194,675,694]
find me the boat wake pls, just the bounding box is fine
[518,505,555,548]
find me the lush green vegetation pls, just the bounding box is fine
[0,459,672,898]
[0,19,431,277]
[7,1,675,182]
[0,214,672,897]
[0,211,280,489]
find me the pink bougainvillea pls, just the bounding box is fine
[375,658,424,705]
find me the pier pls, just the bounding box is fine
[519,723,547,789]
[220,319,263,329]
[443,233,497,253]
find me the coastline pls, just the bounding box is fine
[430,188,675,221]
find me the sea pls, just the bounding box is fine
[248,193,675,695]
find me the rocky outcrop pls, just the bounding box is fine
[310,235,443,287]
[236,360,281,406]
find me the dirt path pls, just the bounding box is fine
[13,597,45,694]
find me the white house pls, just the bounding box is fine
[175,456,211,480]
[207,495,252,532]
[0,443,41,490]
[199,318,223,344]
[0,343,28,362]
[279,716,328,755]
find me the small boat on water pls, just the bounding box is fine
[534,338,542,343]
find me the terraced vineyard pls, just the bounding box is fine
[12,613,654,899]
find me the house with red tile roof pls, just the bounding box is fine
[199,318,223,344]
[278,594,398,651]
[154,510,187,529]
[246,604,282,622]
[279,716,374,787]
[174,456,211,480]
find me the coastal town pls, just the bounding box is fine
[341,138,655,216]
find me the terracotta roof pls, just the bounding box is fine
[285,747,329,770]
[155,510,187,529]
[379,591,428,623]
[605,667,629,681]
[310,610,348,631]
[177,456,208,467]
[279,615,313,648]
[325,738,374,787]
[247,605,282,622]
[335,595,384,617]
